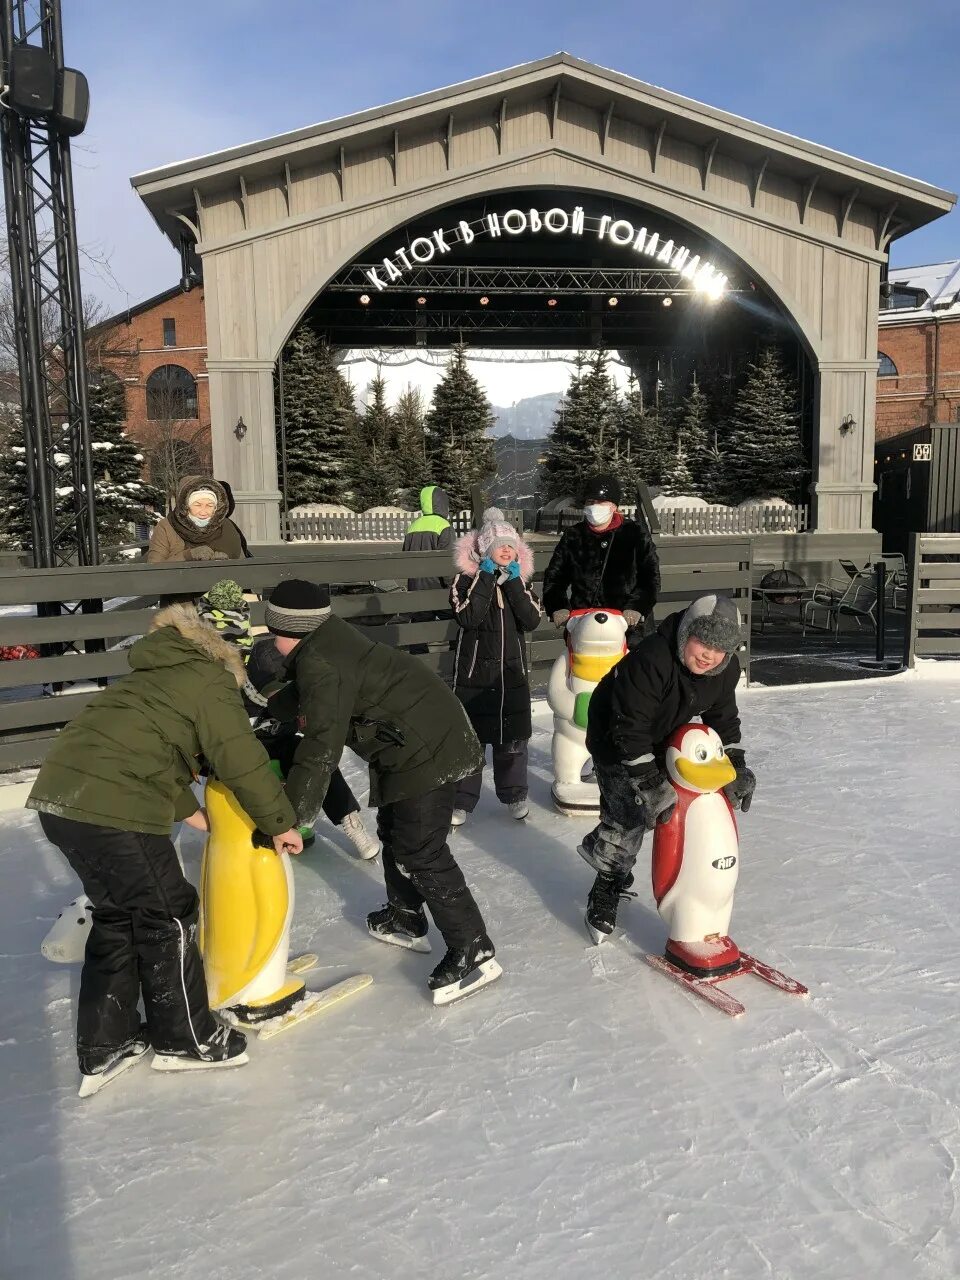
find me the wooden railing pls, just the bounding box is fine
[0,535,752,769]
[655,505,808,536]
[904,533,960,666]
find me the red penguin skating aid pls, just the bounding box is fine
[646,724,808,1017]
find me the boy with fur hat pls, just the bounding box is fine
[579,593,756,943]
[542,472,660,637]
[449,508,542,826]
[261,579,501,1005]
[27,601,303,1091]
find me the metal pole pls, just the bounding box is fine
[859,560,901,672]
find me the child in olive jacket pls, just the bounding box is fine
[28,603,302,1088]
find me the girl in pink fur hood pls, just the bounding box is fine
[449,509,542,826]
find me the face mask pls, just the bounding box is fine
[584,503,614,526]
[189,514,212,528]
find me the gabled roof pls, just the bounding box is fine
[132,52,955,246]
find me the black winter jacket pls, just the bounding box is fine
[541,517,661,618]
[586,610,741,767]
[450,546,542,745]
[279,615,483,820]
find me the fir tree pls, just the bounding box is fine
[700,426,730,504]
[277,324,355,506]
[675,373,710,498]
[88,372,161,547]
[659,433,696,497]
[348,370,398,510]
[723,347,804,502]
[424,344,496,511]
[0,375,160,553]
[393,385,430,504]
[619,373,672,492]
[540,351,622,502]
[540,354,588,502]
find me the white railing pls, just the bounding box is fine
[285,509,474,543]
[656,504,809,536]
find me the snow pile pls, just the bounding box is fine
[1,673,959,1279]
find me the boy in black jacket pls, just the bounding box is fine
[579,594,756,943]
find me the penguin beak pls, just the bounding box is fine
[675,755,737,791]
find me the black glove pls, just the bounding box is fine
[251,828,274,850]
[723,748,756,813]
[625,761,676,829]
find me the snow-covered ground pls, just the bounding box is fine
[2,672,959,1280]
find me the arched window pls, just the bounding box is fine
[877,352,898,378]
[146,364,198,420]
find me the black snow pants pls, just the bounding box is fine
[581,760,647,879]
[455,739,528,812]
[38,812,218,1062]
[377,783,488,950]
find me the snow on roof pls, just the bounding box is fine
[880,259,960,323]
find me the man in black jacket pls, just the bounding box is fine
[541,473,660,637]
[579,594,756,943]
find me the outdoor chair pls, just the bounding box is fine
[838,558,871,580]
[801,576,877,639]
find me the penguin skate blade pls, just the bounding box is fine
[151,1051,250,1073]
[367,923,432,953]
[287,952,320,976]
[256,974,373,1040]
[431,958,503,1007]
[78,1047,149,1097]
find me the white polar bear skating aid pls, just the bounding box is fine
[546,608,628,816]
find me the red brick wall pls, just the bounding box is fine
[91,286,212,480]
[876,314,960,443]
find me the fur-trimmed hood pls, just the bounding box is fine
[453,530,535,582]
[130,602,247,687]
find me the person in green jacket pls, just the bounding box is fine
[28,602,303,1092]
[402,484,453,592]
[262,578,502,1007]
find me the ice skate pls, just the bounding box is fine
[151,1022,249,1072]
[78,1028,149,1098]
[339,810,381,860]
[450,808,467,828]
[585,871,636,945]
[366,903,431,953]
[506,799,529,820]
[428,933,502,1006]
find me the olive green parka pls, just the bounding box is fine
[27,604,296,837]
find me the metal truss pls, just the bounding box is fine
[0,0,98,566]
[327,264,737,296]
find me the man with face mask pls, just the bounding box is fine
[541,473,661,637]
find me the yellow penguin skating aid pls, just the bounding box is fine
[199,779,371,1038]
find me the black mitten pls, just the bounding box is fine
[723,747,756,813]
[251,828,274,850]
[625,761,676,829]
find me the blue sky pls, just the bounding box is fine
[62,0,960,315]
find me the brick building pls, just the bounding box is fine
[874,261,960,548]
[876,260,960,442]
[88,283,211,503]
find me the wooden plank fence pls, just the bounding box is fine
[0,535,752,770]
[284,509,475,542]
[904,532,960,666]
[535,504,807,537]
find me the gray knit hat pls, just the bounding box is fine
[677,594,743,665]
[264,579,331,637]
[477,507,520,558]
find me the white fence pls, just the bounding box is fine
[285,509,474,543]
[656,504,808,536]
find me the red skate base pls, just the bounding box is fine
[666,934,741,978]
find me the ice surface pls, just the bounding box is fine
[2,671,959,1280]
